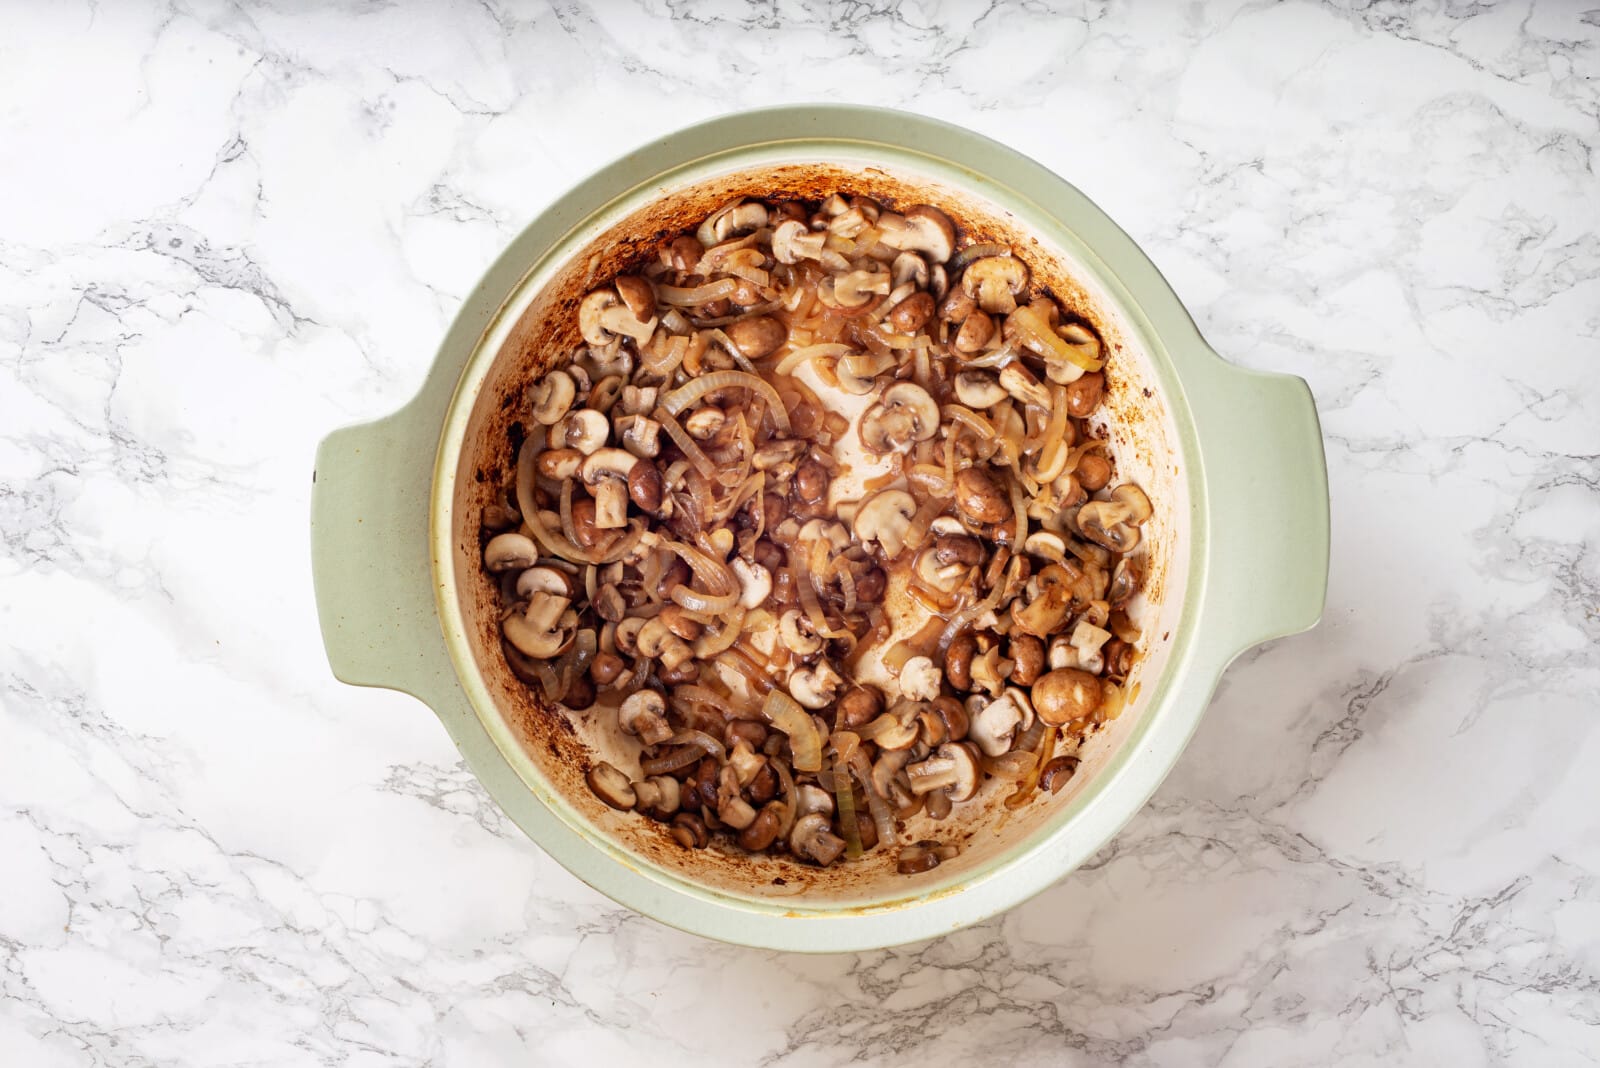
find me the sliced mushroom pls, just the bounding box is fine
[713,200,768,242]
[1077,499,1140,553]
[859,382,939,454]
[953,309,995,354]
[515,566,569,600]
[636,617,693,670]
[1069,620,1113,674]
[795,783,835,818]
[961,255,1028,315]
[557,409,610,455]
[732,558,773,609]
[906,743,981,801]
[954,371,1007,409]
[778,608,823,657]
[771,218,825,263]
[790,812,847,867]
[1048,322,1103,384]
[999,363,1051,409]
[716,766,758,830]
[579,448,637,529]
[969,690,1028,756]
[1032,668,1104,726]
[876,205,956,264]
[614,275,656,320]
[579,288,656,348]
[587,762,636,810]
[789,660,846,710]
[684,407,725,440]
[615,690,671,745]
[913,546,968,594]
[503,593,575,659]
[898,655,942,701]
[484,532,540,572]
[864,710,920,752]
[537,447,585,480]
[627,459,664,514]
[872,747,913,797]
[616,413,661,459]
[968,645,1012,698]
[831,267,891,308]
[531,370,576,425]
[853,489,917,559]
[632,774,681,818]
[891,251,929,289]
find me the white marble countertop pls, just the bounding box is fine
[3,2,1598,1065]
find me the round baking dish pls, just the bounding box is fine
[310,106,1329,952]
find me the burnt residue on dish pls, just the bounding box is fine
[449,163,1175,904]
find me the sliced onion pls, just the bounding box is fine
[1009,474,1028,548]
[772,758,798,840]
[949,242,1008,274]
[762,688,822,773]
[902,494,951,556]
[847,748,896,848]
[1006,724,1061,809]
[670,684,737,722]
[654,407,718,478]
[693,606,746,658]
[661,371,792,434]
[834,755,863,859]
[661,539,736,597]
[655,278,737,307]
[773,342,853,376]
[942,404,997,442]
[790,549,851,640]
[517,435,598,564]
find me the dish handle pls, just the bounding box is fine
[310,401,456,705]
[1189,358,1331,659]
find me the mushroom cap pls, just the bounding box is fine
[853,489,917,559]
[954,370,1007,409]
[878,205,956,264]
[504,610,573,660]
[484,532,540,572]
[940,742,981,802]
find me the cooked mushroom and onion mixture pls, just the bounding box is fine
[481,193,1151,875]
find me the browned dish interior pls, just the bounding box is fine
[448,162,1180,906]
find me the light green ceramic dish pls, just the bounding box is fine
[310,106,1329,952]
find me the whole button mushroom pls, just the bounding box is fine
[954,466,1013,526]
[724,315,788,359]
[1031,668,1105,726]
